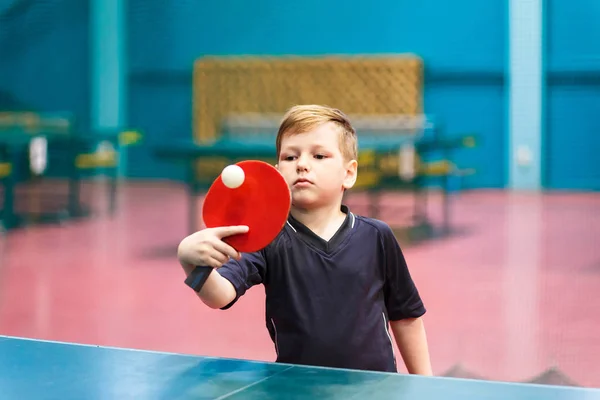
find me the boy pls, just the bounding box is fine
[177,104,432,375]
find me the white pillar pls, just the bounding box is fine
[90,0,127,177]
[508,0,544,190]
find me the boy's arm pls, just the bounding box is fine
[376,221,431,375]
[390,317,433,375]
[177,226,265,310]
[180,261,237,309]
[180,253,266,310]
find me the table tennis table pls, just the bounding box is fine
[2,336,598,399]
[0,111,141,231]
[153,127,475,240]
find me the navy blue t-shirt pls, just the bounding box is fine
[217,205,426,372]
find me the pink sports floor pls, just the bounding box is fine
[1,182,599,388]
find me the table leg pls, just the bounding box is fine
[187,161,198,234]
[1,147,18,230]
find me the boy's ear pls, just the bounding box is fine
[343,159,358,190]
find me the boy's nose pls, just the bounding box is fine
[296,164,308,173]
[296,155,310,171]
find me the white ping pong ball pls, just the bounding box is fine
[221,164,245,189]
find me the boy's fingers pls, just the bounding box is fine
[211,225,249,239]
[208,249,229,266]
[212,240,242,261]
[206,256,224,269]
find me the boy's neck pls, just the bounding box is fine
[290,203,347,241]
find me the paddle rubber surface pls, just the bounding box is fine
[202,160,291,253]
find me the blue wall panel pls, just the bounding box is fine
[129,0,505,71]
[545,0,600,190]
[0,0,90,128]
[1,0,508,188]
[128,0,507,187]
[424,84,506,188]
[127,80,194,181]
[546,87,600,190]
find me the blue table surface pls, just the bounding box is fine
[1,336,598,400]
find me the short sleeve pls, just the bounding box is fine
[217,250,267,310]
[379,223,426,320]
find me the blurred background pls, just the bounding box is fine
[1,0,599,390]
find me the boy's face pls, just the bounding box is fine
[277,122,357,209]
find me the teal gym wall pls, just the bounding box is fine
[0,0,89,124]
[127,0,506,188]
[544,0,600,190]
[1,0,598,190]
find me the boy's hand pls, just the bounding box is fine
[177,226,249,268]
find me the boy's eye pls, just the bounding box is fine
[315,154,327,160]
[283,155,296,161]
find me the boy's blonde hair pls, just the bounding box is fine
[276,104,358,161]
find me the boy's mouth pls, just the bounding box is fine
[294,178,313,186]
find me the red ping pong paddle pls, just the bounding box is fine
[202,160,291,253]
